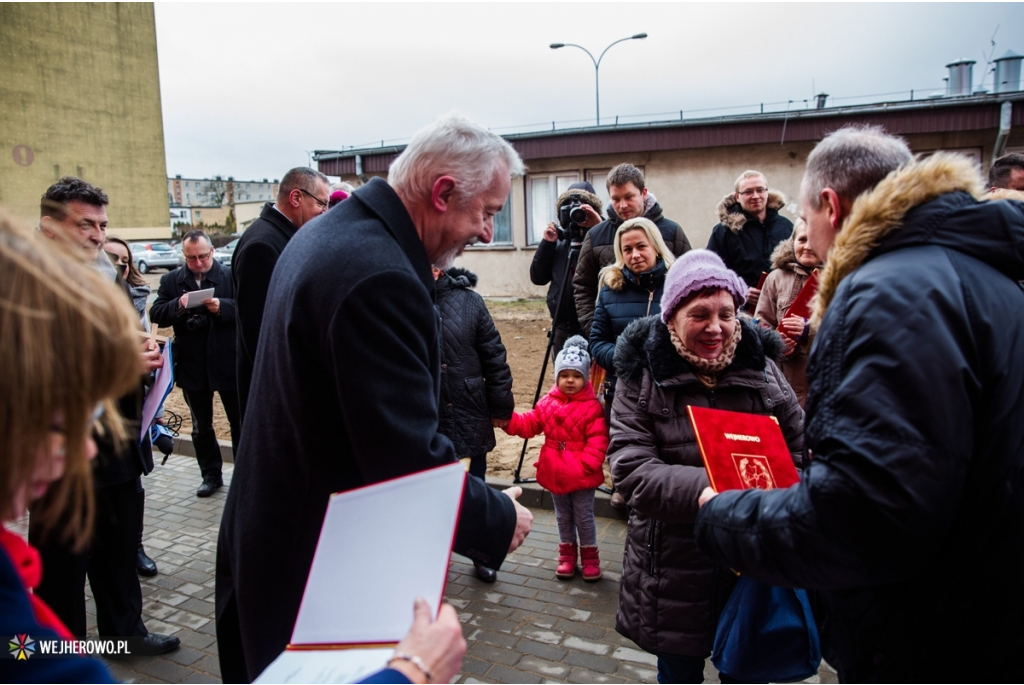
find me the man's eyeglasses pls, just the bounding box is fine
[299,188,329,210]
[184,251,213,263]
[738,187,768,196]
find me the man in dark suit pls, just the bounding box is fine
[216,114,534,683]
[232,167,330,424]
[151,230,238,497]
[33,177,179,656]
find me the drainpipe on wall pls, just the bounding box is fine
[993,101,1012,160]
[355,154,368,184]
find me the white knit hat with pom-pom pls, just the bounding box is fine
[555,335,591,378]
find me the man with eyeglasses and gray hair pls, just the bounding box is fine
[706,169,794,310]
[233,166,330,425]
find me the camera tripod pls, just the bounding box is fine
[512,228,613,495]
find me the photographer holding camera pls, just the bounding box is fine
[530,182,604,355]
[151,230,240,497]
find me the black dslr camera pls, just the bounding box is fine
[557,193,591,245]
[186,310,208,331]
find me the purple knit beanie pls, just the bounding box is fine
[660,249,747,324]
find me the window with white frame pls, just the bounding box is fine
[492,193,512,245]
[586,169,611,213]
[526,172,580,244]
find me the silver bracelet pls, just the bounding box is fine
[389,651,434,683]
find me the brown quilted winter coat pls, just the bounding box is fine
[609,316,804,658]
[753,235,821,407]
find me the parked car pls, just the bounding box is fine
[130,242,183,273]
[214,239,239,267]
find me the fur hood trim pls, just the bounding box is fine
[769,232,796,270]
[613,315,785,384]
[811,152,984,328]
[556,187,604,218]
[716,190,787,233]
[438,266,478,290]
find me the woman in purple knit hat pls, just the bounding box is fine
[606,249,805,683]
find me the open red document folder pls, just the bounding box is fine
[779,269,820,327]
[255,462,466,684]
[687,406,799,491]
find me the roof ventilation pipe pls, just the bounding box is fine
[946,59,975,96]
[994,51,1023,93]
[815,92,829,109]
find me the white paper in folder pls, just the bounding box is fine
[255,461,466,684]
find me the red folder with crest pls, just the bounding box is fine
[780,269,820,327]
[687,406,799,491]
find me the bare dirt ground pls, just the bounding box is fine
[149,286,611,486]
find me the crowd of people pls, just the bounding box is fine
[2,114,1023,684]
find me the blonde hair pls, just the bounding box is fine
[734,170,767,193]
[598,218,675,291]
[0,209,140,548]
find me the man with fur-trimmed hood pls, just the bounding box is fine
[530,181,603,354]
[572,163,690,336]
[695,126,1024,681]
[706,170,794,309]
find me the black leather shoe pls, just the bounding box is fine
[115,633,180,658]
[196,476,223,498]
[136,545,158,577]
[474,562,497,583]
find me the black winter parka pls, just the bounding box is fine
[695,154,1024,682]
[435,268,514,457]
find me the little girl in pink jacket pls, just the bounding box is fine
[503,336,608,581]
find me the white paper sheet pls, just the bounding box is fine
[290,461,465,646]
[185,288,215,308]
[139,341,173,444]
[254,648,389,684]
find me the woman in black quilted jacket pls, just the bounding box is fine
[433,266,515,582]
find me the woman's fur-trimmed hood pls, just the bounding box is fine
[613,315,786,384]
[810,152,1024,327]
[716,190,787,233]
[437,266,478,291]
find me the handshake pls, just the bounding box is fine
[491,417,510,430]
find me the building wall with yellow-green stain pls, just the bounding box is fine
[0,2,170,239]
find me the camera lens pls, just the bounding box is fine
[569,204,587,224]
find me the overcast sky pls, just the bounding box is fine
[155,2,1024,181]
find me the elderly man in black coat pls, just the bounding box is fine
[216,114,534,683]
[151,230,238,497]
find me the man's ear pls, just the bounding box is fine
[821,188,846,230]
[39,216,57,239]
[287,189,303,208]
[431,176,457,213]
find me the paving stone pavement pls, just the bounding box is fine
[18,454,838,684]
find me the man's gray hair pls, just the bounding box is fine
[734,170,767,193]
[278,167,329,201]
[389,113,525,205]
[801,125,913,209]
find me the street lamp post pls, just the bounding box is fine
[550,33,647,126]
